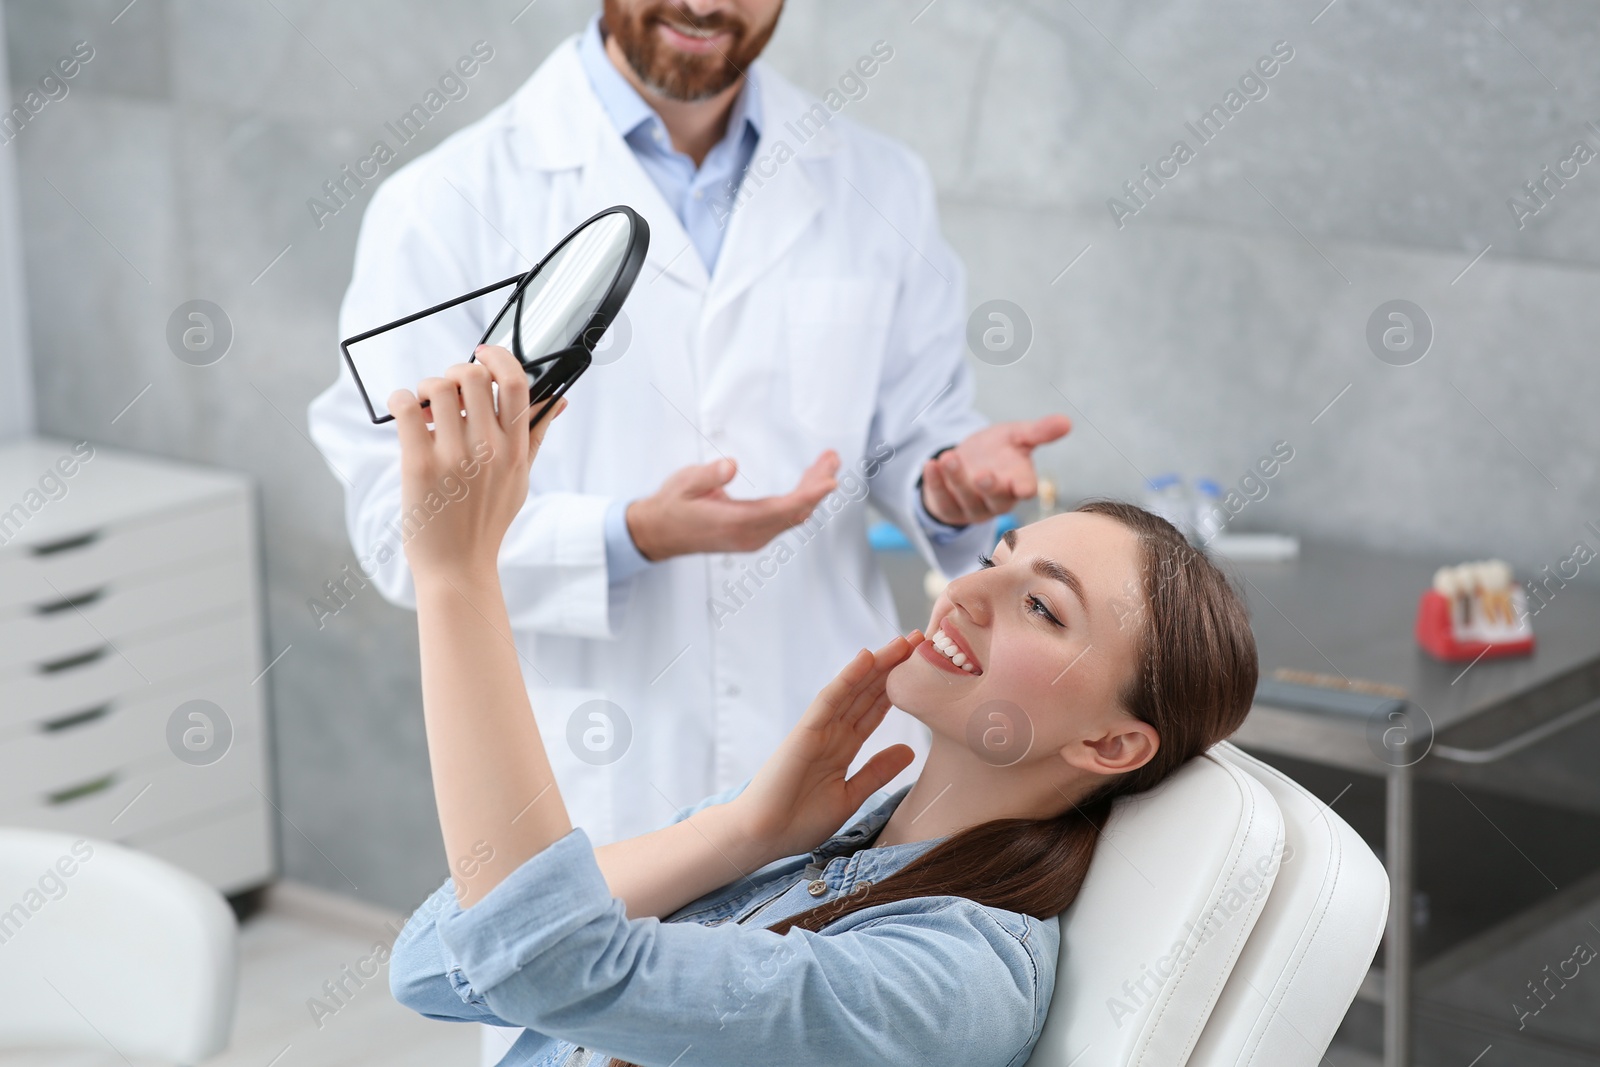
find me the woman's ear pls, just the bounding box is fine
[1060,718,1158,778]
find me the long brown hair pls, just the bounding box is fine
[607,501,1256,1065]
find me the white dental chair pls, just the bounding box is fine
[1027,741,1388,1067]
[0,828,239,1064]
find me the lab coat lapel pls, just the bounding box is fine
[511,40,706,293]
[705,65,830,321]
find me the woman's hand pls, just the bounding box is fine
[726,633,923,862]
[388,345,566,584]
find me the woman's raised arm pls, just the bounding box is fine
[390,346,579,905]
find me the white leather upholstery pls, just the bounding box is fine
[1027,746,1388,1067]
[0,828,238,1064]
[1029,752,1286,1066]
[1188,743,1388,1067]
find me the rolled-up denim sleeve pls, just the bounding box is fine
[388,879,525,1027]
[434,828,1048,1067]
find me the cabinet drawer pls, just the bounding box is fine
[0,737,266,840]
[0,611,254,730]
[128,798,275,895]
[0,669,261,800]
[0,497,248,613]
[0,557,248,677]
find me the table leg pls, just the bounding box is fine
[1384,762,1413,1067]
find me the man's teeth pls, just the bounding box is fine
[931,627,978,673]
[666,22,719,38]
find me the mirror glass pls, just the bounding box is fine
[481,211,634,377]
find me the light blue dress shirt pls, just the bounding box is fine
[577,17,968,583]
[390,781,1056,1066]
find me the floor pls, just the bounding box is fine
[0,882,482,1067]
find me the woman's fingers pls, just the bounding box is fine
[845,745,916,808]
[473,345,528,433]
[530,396,569,453]
[832,633,918,727]
[388,389,433,466]
[445,361,497,440]
[416,377,464,456]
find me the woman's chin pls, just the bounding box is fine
[886,656,950,723]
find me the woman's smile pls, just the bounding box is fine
[917,619,983,675]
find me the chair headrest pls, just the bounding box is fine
[1028,752,1285,1066]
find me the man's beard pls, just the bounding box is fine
[602,0,781,102]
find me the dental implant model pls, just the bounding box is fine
[1415,558,1535,662]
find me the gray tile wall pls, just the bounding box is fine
[5,0,1597,909]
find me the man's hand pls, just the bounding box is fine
[920,414,1072,527]
[626,451,840,561]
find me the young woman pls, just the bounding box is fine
[385,346,1258,1067]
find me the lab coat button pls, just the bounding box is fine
[807,879,827,897]
[722,556,735,569]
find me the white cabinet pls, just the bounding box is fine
[0,438,274,895]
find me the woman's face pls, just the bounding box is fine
[887,512,1149,773]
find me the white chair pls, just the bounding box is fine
[0,827,239,1064]
[1028,743,1388,1067]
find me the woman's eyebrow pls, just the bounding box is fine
[1034,556,1088,612]
[1001,529,1088,612]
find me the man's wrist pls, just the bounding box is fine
[623,498,661,562]
[916,446,968,533]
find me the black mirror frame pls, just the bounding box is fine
[337,205,650,428]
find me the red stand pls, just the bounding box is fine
[1414,589,1535,662]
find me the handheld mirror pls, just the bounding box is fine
[339,205,650,428]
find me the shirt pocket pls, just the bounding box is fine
[783,277,896,441]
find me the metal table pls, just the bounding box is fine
[1226,539,1600,1067]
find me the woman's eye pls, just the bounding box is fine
[1027,594,1064,627]
[977,553,995,569]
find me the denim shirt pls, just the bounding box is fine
[390,782,1058,1066]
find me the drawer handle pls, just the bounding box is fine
[29,530,101,557]
[34,587,107,616]
[46,772,117,806]
[38,646,109,674]
[41,703,113,732]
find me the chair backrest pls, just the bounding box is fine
[1028,752,1285,1066]
[0,827,238,1064]
[1187,743,1388,1067]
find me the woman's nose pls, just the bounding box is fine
[943,571,993,628]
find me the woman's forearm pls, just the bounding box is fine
[595,802,783,919]
[414,566,572,906]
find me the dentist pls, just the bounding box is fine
[308,0,1068,850]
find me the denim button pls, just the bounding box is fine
[807,879,827,897]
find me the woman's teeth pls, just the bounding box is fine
[931,627,978,673]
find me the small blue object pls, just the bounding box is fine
[868,514,1020,552]
[868,521,913,551]
[1193,478,1223,498]
[1145,473,1182,491]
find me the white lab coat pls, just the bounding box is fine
[307,37,993,847]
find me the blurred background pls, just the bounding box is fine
[1,1,1598,1065]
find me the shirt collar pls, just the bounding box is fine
[576,14,763,152]
[811,785,943,872]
